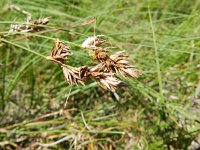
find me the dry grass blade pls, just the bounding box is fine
[36,134,76,147]
[81,17,96,26]
[10,17,97,42]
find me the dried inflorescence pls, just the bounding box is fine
[81,35,106,50]
[62,66,85,85]
[90,71,125,91]
[110,51,141,78]
[46,38,72,64]
[81,35,141,77]
[47,36,141,92]
[5,4,50,33]
[10,16,50,33]
[96,50,141,78]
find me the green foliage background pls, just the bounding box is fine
[0,0,200,149]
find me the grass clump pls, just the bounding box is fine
[0,0,200,149]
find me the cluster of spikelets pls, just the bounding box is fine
[46,36,141,92]
[6,6,136,92]
[10,16,50,33]
[6,4,50,33]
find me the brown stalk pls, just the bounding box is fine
[11,17,96,42]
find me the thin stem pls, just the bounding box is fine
[36,135,76,147]
[148,6,164,102]
[4,17,96,42]
[64,87,72,109]
[1,38,46,59]
[93,17,97,37]
[80,111,92,131]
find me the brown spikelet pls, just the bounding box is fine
[95,49,109,62]
[46,34,142,93]
[62,66,85,85]
[81,35,106,50]
[99,77,122,91]
[90,71,124,92]
[79,66,90,80]
[89,66,126,91]
[110,51,142,78]
[46,38,72,64]
[92,49,141,78]
[10,17,50,33]
[31,17,50,25]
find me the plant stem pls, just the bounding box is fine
[1,38,47,59]
[148,6,164,102]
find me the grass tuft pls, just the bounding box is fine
[0,0,200,149]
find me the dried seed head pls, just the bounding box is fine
[89,65,126,91]
[62,66,85,85]
[79,66,90,79]
[95,50,109,62]
[46,33,141,93]
[89,71,126,92]
[31,17,50,25]
[10,17,50,33]
[62,65,91,85]
[119,67,141,78]
[110,51,142,78]
[98,76,124,92]
[10,23,30,33]
[47,39,72,64]
[81,35,106,50]
[93,50,141,78]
